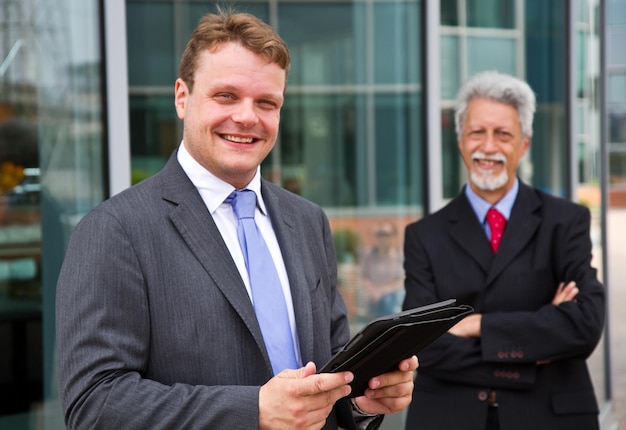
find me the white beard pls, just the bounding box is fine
[470,169,509,191]
[470,151,509,191]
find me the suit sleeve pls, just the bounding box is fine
[56,208,261,430]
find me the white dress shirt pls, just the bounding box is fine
[177,142,302,366]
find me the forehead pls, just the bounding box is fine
[194,43,286,92]
[464,98,520,128]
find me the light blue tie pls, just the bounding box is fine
[227,189,298,375]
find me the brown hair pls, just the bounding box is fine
[178,7,290,93]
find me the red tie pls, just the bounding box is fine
[486,208,507,253]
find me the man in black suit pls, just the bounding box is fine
[402,71,605,430]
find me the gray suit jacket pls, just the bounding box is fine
[56,153,360,429]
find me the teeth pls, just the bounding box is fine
[224,135,253,143]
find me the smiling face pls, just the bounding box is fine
[458,97,529,204]
[174,42,286,189]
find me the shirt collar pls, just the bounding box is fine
[464,178,519,223]
[176,141,267,215]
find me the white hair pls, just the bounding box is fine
[454,71,536,139]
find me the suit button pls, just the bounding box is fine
[511,350,524,359]
[478,390,489,402]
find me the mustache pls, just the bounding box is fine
[471,151,506,164]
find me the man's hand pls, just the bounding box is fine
[259,362,352,430]
[552,281,578,305]
[351,355,418,415]
[448,313,482,338]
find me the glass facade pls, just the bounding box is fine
[608,0,626,206]
[0,0,621,428]
[0,0,104,428]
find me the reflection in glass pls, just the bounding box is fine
[0,117,42,420]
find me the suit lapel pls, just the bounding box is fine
[158,155,269,362]
[448,194,493,274]
[486,182,542,285]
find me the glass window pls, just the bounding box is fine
[279,94,360,207]
[373,2,420,85]
[577,30,587,98]
[608,0,626,25]
[441,108,462,197]
[609,110,626,143]
[525,0,567,196]
[467,36,516,76]
[279,3,359,86]
[609,72,626,105]
[0,0,104,428]
[440,0,459,26]
[467,0,515,28]
[126,2,176,87]
[440,35,460,99]
[129,94,178,183]
[373,93,422,206]
[608,23,626,66]
[609,150,626,185]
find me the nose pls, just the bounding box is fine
[231,99,259,127]
[481,130,499,152]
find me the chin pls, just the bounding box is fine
[470,171,509,192]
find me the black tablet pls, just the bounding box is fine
[319,299,473,397]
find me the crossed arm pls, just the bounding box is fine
[448,281,579,339]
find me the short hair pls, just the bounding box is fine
[178,8,290,93]
[454,71,536,139]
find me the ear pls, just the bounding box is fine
[174,78,188,120]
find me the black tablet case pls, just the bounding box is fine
[319,299,473,397]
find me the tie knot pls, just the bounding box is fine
[228,190,257,220]
[486,207,506,230]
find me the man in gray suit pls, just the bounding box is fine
[56,9,417,430]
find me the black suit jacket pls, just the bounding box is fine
[402,181,605,430]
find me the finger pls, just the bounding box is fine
[356,379,414,414]
[276,362,315,380]
[398,355,419,372]
[296,371,353,398]
[552,282,569,305]
[561,282,578,301]
[366,365,416,393]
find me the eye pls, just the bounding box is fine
[496,130,513,141]
[468,129,485,137]
[215,93,235,102]
[258,98,280,110]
